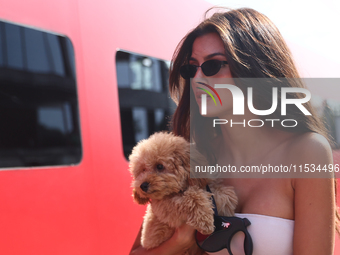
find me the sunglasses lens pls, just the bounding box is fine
[180,65,197,79]
[180,60,225,79]
[201,60,222,76]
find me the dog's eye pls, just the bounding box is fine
[156,164,164,171]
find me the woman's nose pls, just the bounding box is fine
[193,66,204,78]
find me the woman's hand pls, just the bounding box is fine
[129,223,199,255]
[170,224,197,250]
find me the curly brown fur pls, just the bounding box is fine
[129,132,237,255]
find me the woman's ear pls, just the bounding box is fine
[133,189,150,205]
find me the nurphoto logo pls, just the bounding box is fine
[198,82,311,128]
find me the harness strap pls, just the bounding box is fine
[206,185,218,216]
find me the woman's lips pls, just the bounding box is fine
[195,91,212,102]
[194,82,213,100]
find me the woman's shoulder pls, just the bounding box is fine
[285,132,333,179]
[289,132,331,147]
[287,132,332,161]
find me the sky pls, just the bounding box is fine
[205,0,340,69]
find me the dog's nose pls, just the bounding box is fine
[140,182,149,192]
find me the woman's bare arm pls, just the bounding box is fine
[129,224,202,255]
[293,178,335,254]
[292,133,335,254]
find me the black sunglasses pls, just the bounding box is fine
[180,59,228,79]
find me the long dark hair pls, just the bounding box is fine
[170,8,326,142]
[169,7,340,234]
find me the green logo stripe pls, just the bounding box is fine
[198,87,217,106]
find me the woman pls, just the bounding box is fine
[130,8,339,255]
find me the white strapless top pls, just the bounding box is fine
[207,213,294,255]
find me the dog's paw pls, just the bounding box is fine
[209,183,238,216]
[196,222,215,235]
[188,215,215,235]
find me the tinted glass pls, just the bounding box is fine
[116,51,175,159]
[0,20,81,168]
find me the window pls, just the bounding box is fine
[0,20,81,168]
[116,50,175,159]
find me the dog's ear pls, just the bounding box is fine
[133,189,150,205]
[187,177,209,189]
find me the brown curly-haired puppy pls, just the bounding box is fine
[129,132,238,255]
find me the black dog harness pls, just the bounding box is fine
[195,185,253,255]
